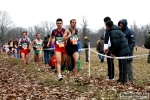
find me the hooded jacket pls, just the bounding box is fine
[109,25,130,57]
[118,19,135,61]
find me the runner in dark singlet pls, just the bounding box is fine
[63,19,80,82]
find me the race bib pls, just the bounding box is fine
[10,42,13,47]
[56,37,64,47]
[35,44,42,50]
[70,34,78,45]
[22,43,28,49]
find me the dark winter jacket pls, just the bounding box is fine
[118,19,135,61]
[96,39,104,52]
[84,39,90,48]
[109,25,130,57]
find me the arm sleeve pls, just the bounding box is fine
[51,30,54,37]
[28,38,31,44]
[18,39,21,45]
[104,30,110,50]
[128,30,135,50]
[96,42,100,51]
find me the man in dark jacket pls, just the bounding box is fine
[84,36,90,62]
[103,17,114,80]
[118,19,135,84]
[105,20,130,84]
[96,36,104,62]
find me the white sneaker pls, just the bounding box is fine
[106,78,115,81]
[38,68,40,71]
[58,75,63,81]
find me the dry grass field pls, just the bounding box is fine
[0,47,150,99]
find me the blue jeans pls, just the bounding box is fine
[98,51,104,62]
[44,50,50,64]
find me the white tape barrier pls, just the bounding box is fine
[90,49,150,59]
[43,48,89,51]
[43,48,149,59]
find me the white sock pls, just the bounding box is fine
[58,74,61,77]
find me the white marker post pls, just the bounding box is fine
[88,42,91,82]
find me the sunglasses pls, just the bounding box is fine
[57,23,62,24]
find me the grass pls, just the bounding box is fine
[0,47,150,99]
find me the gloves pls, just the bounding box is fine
[33,47,36,50]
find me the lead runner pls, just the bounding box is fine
[47,18,66,81]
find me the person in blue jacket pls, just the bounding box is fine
[118,19,135,84]
[78,39,82,54]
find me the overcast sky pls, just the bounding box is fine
[0,0,150,30]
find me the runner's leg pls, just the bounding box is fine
[25,54,29,65]
[65,54,71,70]
[38,51,42,70]
[61,53,65,69]
[55,51,63,80]
[21,53,25,71]
[72,52,79,78]
[34,54,37,63]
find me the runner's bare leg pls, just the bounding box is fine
[73,52,79,77]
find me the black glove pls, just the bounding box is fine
[33,47,36,50]
[19,45,22,49]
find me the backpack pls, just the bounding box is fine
[49,55,56,69]
[144,34,150,49]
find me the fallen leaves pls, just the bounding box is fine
[0,52,150,100]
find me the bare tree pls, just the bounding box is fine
[41,21,55,35]
[0,11,13,45]
[81,17,90,46]
[27,27,35,41]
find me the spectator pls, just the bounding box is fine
[96,36,104,62]
[118,19,135,84]
[105,20,130,85]
[43,36,50,66]
[84,36,90,62]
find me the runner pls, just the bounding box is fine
[3,43,9,58]
[47,18,66,81]
[18,31,31,72]
[14,37,19,58]
[32,33,43,71]
[8,38,14,58]
[63,19,80,82]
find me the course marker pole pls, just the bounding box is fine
[88,42,91,82]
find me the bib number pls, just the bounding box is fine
[70,35,78,45]
[35,44,42,50]
[56,37,64,47]
[22,43,28,49]
[10,42,13,47]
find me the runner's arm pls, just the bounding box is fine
[18,39,21,47]
[28,38,32,50]
[62,29,72,41]
[31,40,36,47]
[47,35,52,46]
